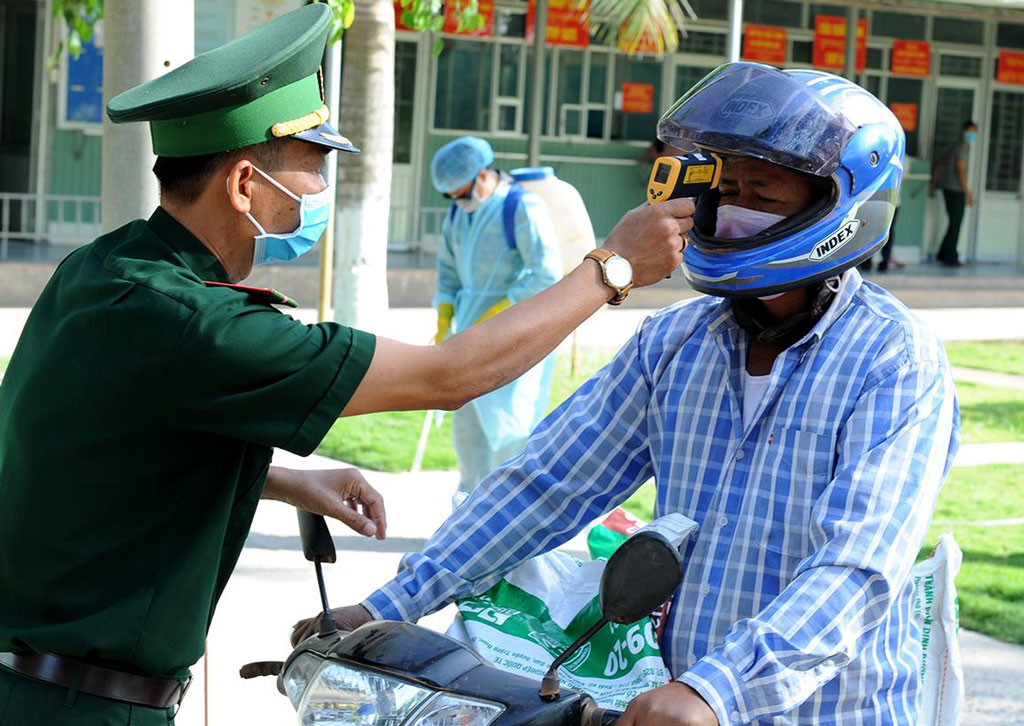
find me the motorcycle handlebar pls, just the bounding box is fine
[584,706,621,726]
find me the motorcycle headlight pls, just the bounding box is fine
[283,653,325,709]
[407,693,504,726]
[294,660,504,726]
[297,661,432,725]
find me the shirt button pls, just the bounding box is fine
[700,584,710,596]
[731,711,741,723]
[718,515,729,527]
[687,654,697,666]
[735,448,746,460]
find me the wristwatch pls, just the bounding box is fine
[584,249,634,305]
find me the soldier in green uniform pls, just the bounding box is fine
[0,5,693,724]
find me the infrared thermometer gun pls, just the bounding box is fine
[647,152,723,204]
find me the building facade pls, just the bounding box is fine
[4,0,1024,266]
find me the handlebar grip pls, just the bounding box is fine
[601,709,621,726]
[587,707,621,726]
[239,661,284,679]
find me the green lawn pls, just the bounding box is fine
[956,382,1024,444]
[622,466,1024,645]
[318,354,1024,468]
[922,464,1024,645]
[316,350,617,471]
[945,340,1024,377]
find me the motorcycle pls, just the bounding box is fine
[241,510,685,726]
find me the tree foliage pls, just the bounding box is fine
[45,0,692,68]
[325,0,481,56]
[590,0,696,55]
[47,0,103,68]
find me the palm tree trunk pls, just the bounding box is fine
[333,0,393,329]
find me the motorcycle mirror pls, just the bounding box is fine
[540,530,684,701]
[297,510,337,564]
[296,510,338,637]
[599,530,684,624]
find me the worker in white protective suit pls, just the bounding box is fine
[431,136,562,500]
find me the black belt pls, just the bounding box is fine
[0,652,190,710]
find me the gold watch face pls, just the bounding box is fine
[605,256,633,288]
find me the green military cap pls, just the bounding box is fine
[107,3,359,158]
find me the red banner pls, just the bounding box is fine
[812,15,866,71]
[394,2,414,30]
[890,40,930,76]
[443,0,495,36]
[889,102,918,132]
[743,24,787,65]
[527,0,589,47]
[621,82,654,113]
[997,50,1024,85]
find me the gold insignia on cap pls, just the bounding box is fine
[271,104,330,137]
[319,131,353,146]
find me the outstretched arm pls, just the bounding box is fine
[341,199,693,416]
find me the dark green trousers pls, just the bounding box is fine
[0,665,175,725]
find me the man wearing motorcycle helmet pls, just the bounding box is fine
[306,64,960,726]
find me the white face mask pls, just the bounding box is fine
[454,187,486,213]
[715,204,787,240]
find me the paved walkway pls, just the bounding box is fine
[952,366,1024,391]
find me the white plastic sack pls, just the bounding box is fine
[448,514,697,710]
[910,532,964,726]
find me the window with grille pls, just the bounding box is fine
[612,55,662,142]
[932,88,975,163]
[933,17,984,45]
[939,55,982,78]
[986,91,1024,192]
[674,65,715,100]
[678,31,726,56]
[434,40,493,131]
[394,41,417,163]
[743,0,802,29]
[871,10,926,39]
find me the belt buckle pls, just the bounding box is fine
[172,674,193,714]
[177,674,193,705]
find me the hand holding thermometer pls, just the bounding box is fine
[647,152,723,204]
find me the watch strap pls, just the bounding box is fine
[584,249,632,305]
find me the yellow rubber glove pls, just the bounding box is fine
[473,297,512,326]
[433,303,454,345]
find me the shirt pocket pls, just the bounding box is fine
[756,426,835,560]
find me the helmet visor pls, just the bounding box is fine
[658,63,857,177]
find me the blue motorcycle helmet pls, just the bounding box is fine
[658,62,905,298]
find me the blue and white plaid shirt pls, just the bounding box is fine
[366,269,960,726]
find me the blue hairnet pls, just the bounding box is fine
[431,136,495,193]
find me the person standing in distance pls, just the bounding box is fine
[932,120,977,267]
[431,137,562,502]
[0,6,694,724]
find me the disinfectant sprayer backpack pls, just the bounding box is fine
[510,167,596,274]
[448,167,596,274]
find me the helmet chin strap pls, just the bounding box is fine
[730,277,839,347]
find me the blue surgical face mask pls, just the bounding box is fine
[965,131,977,144]
[242,166,332,266]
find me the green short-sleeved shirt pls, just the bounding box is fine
[0,208,375,677]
